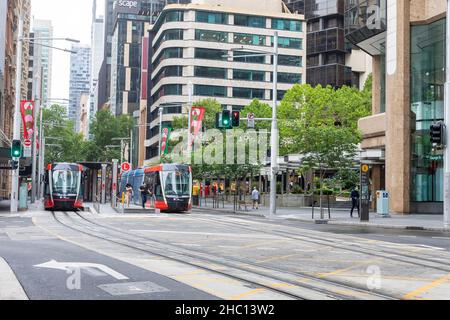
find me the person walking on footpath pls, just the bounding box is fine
[350,187,360,218]
[125,184,133,208]
[252,187,260,210]
[140,184,150,209]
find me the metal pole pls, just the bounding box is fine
[158,107,163,159]
[130,129,133,169]
[445,0,450,228]
[38,108,44,199]
[187,82,193,162]
[40,137,45,199]
[11,15,24,213]
[112,159,118,208]
[269,31,279,218]
[31,73,42,203]
[120,140,124,166]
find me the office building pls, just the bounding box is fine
[346,0,446,214]
[32,19,53,106]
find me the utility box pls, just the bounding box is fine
[19,183,28,211]
[377,191,390,218]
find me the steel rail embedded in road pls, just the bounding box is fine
[51,211,396,300]
[193,214,450,274]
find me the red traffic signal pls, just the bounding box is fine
[232,111,240,127]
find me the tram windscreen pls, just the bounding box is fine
[162,171,191,197]
[52,170,80,194]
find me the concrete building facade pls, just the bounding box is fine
[346,0,447,214]
[143,0,306,164]
[0,0,31,199]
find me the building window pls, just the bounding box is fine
[196,11,228,24]
[233,50,266,64]
[233,87,265,99]
[271,18,302,32]
[154,29,184,52]
[272,72,302,84]
[152,47,183,70]
[152,66,183,87]
[410,19,445,203]
[152,84,182,103]
[234,14,266,28]
[165,10,184,23]
[194,66,227,79]
[233,69,265,82]
[273,36,303,49]
[195,48,228,60]
[195,29,228,43]
[275,54,302,67]
[234,33,266,46]
[194,85,227,97]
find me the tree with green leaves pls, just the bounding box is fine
[83,109,134,162]
[42,104,86,164]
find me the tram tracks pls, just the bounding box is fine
[193,214,450,273]
[50,211,396,300]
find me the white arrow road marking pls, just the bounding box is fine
[33,260,129,280]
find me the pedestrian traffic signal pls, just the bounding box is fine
[430,122,445,146]
[11,140,22,158]
[232,111,240,127]
[11,160,19,170]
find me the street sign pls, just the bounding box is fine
[24,139,32,147]
[360,164,371,222]
[23,139,32,158]
[247,113,255,129]
[121,162,131,172]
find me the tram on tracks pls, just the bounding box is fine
[120,164,192,212]
[44,163,85,211]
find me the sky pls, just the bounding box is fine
[31,0,105,100]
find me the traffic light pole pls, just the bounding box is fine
[444,0,450,228]
[269,32,279,218]
[11,15,24,213]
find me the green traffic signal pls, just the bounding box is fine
[11,140,22,158]
[222,110,231,128]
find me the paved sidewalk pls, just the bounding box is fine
[194,203,450,232]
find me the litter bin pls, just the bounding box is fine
[19,183,28,211]
[376,190,390,218]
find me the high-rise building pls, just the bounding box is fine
[69,44,91,132]
[27,32,44,103]
[32,19,53,106]
[346,0,446,214]
[142,0,306,164]
[0,0,31,198]
[282,0,371,89]
[109,0,165,117]
[89,0,105,138]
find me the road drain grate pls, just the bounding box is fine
[98,281,170,296]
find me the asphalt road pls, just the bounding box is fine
[0,216,216,300]
[2,210,450,300]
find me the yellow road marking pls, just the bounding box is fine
[230,288,266,300]
[257,254,298,264]
[403,274,450,300]
[242,239,292,249]
[270,283,296,289]
[316,259,382,278]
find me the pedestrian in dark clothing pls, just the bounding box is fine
[140,184,149,209]
[350,188,360,218]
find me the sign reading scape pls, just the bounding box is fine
[117,0,138,9]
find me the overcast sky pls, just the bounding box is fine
[31,0,105,100]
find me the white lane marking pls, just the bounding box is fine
[432,237,450,240]
[217,246,240,249]
[34,260,129,280]
[172,243,202,247]
[256,248,278,251]
[398,236,417,238]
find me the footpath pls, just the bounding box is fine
[194,202,450,233]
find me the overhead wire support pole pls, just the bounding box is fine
[11,14,24,213]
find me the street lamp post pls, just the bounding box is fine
[225,32,279,217]
[158,107,164,159]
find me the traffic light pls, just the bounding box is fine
[430,122,445,146]
[232,111,240,127]
[222,110,231,128]
[11,140,22,158]
[11,160,18,170]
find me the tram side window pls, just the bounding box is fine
[155,173,163,198]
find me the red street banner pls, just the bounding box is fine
[190,107,206,146]
[20,100,35,140]
[160,125,172,156]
